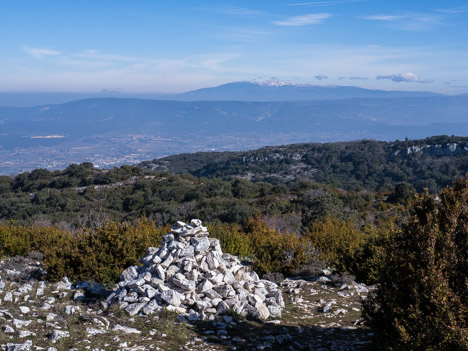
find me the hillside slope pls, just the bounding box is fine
[141,135,468,191]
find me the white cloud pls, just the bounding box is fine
[315,74,328,80]
[363,13,443,31]
[219,7,265,16]
[376,72,432,83]
[436,7,468,14]
[272,13,331,26]
[218,28,272,43]
[22,47,61,59]
[288,0,365,7]
[364,15,407,21]
[194,6,264,16]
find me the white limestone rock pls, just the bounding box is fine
[5,340,32,351]
[4,291,13,302]
[55,277,72,290]
[120,266,139,282]
[160,289,182,307]
[125,302,145,316]
[19,306,30,314]
[112,324,141,334]
[110,219,284,320]
[2,325,15,333]
[49,329,70,343]
[191,237,210,253]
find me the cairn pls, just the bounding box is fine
[107,219,284,320]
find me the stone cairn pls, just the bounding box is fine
[107,219,284,321]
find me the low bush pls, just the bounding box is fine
[305,217,396,283]
[306,217,364,273]
[243,217,311,275]
[363,179,468,350]
[43,219,168,285]
[350,222,395,284]
[0,222,71,259]
[210,217,313,276]
[1,219,168,286]
[208,222,253,258]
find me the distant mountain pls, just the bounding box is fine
[174,81,443,101]
[2,96,468,145]
[1,96,468,174]
[0,91,168,108]
[0,81,444,107]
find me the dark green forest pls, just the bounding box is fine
[141,135,468,192]
[3,135,468,230]
[0,160,405,230]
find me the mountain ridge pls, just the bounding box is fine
[139,135,468,192]
[175,81,443,101]
[0,81,447,107]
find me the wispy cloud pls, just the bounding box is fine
[350,76,368,80]
[218,28,272,43]
[364,15,406,21]
[289,0,366,7]
[436,6,468,14]
[220,7,265,16]
[22,47,61,59]
[363,13,443,31]
[376,72,432,83]
[194,6,264,17]
[272,13,331,26]
[315,74,328,80]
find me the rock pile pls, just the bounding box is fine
[107,219,284,320]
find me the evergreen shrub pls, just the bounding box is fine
[363,178,468,350]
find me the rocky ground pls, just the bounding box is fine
[0,256,375,351]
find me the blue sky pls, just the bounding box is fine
[1,0,468,93]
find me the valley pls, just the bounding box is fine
[1,86,468,175]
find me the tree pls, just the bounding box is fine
[363,177,468,350]
[299,189,355,227]
[386,182,415,205]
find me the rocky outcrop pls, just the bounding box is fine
[107,219,284,320]
[391,142,468,158]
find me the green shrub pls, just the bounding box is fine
[306,217,364,272]
[243,217,310,275]
[0,219,168,286]
[43,219,168,285]
[0,222,71,259]
[209,217,311,276]
[351,222,396,284]
[0,222,32,257]
[208,222,253,258]
[363,178,468,350]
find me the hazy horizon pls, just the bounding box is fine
[0,80,462,95]
[1,1,468,94]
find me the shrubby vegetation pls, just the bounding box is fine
[0,154,413,287]
[0,219,168,285]
[0,162,402,229]
[0,214,393,287]
[142,135,468,192]
[364,179,468,350]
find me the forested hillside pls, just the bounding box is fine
[4,135,468,229]
[0,162,398,230]
[141,135,468,192]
